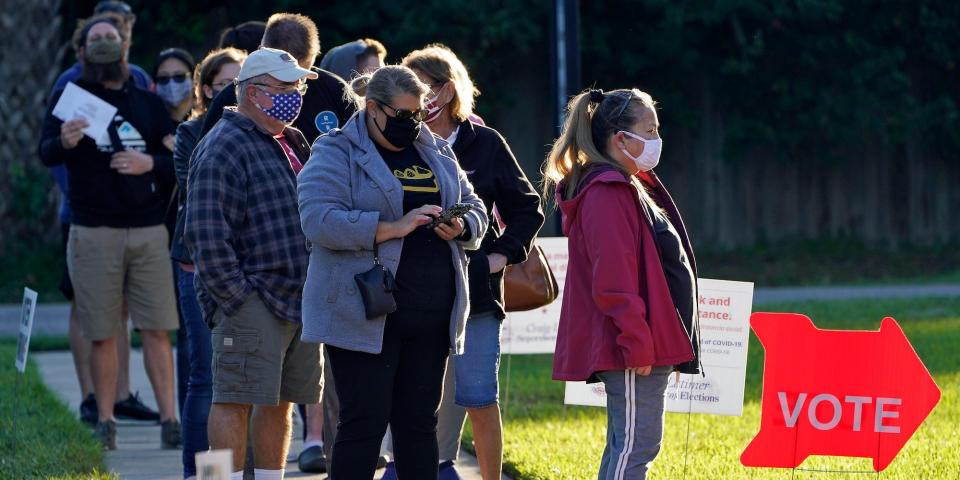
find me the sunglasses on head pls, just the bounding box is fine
[156,72,190,85]
[376,100,427,122]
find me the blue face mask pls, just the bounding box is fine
[256,87,303,124]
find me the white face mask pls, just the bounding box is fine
[620,130,662,172]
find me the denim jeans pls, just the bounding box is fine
[178,267,212,478]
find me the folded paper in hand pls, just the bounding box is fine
[52,82,118,142]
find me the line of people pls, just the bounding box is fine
[40,3,701,480]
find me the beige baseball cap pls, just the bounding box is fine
[237,47,319,82]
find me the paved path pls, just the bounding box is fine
[8,283,959,338]
[34,350,490,480]
[751,282,960,305]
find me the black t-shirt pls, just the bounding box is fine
[375,143,456,312]
[38,80,175,228]
[651,211,696,337]
[200,67,355,144]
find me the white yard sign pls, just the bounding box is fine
[564,279,754,416]
[15,288,38,373]
[501,236,568,354]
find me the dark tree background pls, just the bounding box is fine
[13,0,960,251]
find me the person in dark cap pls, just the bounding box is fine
[319,38,387,82]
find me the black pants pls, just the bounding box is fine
[327,308,450,480]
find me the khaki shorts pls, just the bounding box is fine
[67,225,178,341]
[210,294,322,406]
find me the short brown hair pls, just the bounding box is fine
[402,44,478,122]
[262,13,320,67]
[359,38,387,62]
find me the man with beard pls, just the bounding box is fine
[39,15,180,450]
[52,1,154,93]
[47,7,162,428]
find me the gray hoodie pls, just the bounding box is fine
[297,110,487,354]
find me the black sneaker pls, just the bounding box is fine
[95,420,117,450]
[298,445,327,473]
[80,394,98,426]
[161,419,181,449]
[114,391,160,423]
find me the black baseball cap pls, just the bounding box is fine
[94,1,134,20]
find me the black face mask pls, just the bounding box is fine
[376,105,421,149]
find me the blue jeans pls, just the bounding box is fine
[453,311,503,407]
[177,267,212,478]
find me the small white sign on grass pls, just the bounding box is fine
[564,279,754,416]
[15,288,38,373]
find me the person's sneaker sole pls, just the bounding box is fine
[114,392,161,424]
[95,420,117,450]
[161,419,182,450]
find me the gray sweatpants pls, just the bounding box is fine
[596,367,672,480]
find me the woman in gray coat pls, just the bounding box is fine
[297,65,487,479]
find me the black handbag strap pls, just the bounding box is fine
[373,243,381,265]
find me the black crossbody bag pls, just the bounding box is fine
[354,244,397,319]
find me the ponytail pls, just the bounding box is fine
[543,90,631,200]
[542,87,666,220]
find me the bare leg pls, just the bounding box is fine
[115,302,131,402]
[252,402,293,469]
[208,403,251,472]
[467,404,504,480]
[68,302,94,397]
[140,329,177,421]
[91,336,119,422]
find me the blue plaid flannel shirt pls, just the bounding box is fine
[184,109,310,323]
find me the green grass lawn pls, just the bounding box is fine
[696,241,960,287]
[471,297,960,479]
[0,344,114,479]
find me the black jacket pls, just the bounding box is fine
[39,79,175,228]
[170,118,203,264]
[200,67,356,143]
[451,119,545,319]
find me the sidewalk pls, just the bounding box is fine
[34,349,491,480]
[8,283,960,338]
[751,282,960,305]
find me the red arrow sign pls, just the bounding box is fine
[741,313,940,472]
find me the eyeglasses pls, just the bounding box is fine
[212,79,235,90]
[612,90,634,126]
[252,82,308,95]
[156,72,190,85]
[376,100,427,122]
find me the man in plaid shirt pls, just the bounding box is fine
[184,48,321,479]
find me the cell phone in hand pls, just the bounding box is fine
[426,203,473,229]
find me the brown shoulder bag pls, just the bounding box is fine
[503,243,560,312]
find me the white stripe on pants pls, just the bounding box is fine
[597,367,672,480]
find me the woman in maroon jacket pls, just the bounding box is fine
[544,88,700,480]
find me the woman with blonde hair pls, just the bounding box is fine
[544,88,701,479]
[168,46,245,480]
[378,44,544,480]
